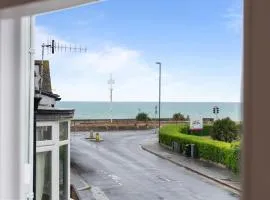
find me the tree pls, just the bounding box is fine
[136,112,150,121]
[173,113,185,124]
[210,117,238,142]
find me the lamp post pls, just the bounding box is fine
[155,105,158,134]
[156,62,162,133]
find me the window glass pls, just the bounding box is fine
[59,145,68,199]
[59,121,68,140]
[37,126,52,141]
[36,151,51,200]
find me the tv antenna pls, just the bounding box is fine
[108,73,115,123]
[38,39,87,93]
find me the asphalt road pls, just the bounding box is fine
[71,130,239,200]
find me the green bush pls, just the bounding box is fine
[236,123,243,135]
[159,124,240,173]
[211,118,238,142]
[180,125,189,134]
[180,124,212,136]
[172,113,185,121]
[136,112,150,121]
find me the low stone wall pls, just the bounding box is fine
[71,118,185,132]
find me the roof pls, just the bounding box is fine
[35,90,61,101]
[37,107,75,121]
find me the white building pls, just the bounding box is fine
[34,60,74,200]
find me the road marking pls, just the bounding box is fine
[91,186,110,200]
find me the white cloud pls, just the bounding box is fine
[35,26,241,102]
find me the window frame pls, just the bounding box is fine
[36,121,58,147]
[36,120,70,200]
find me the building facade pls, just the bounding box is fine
[34,60,74,200]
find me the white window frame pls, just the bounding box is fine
[36,147,56,200]
[36,120,70,200]
[36,121,57,147]
[58,120,70,200]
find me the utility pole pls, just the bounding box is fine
[108,73,115,123]
[155,105,158,134]
[156,62,162,133]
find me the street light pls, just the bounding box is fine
[156,62,162,133]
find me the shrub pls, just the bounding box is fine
[180,124,212,136]
[172,113,185,122]
[159,124,240,173]
[136,112,150,121]
[236,123,243,135]
[211,118,238,142]
[180,125,189,134]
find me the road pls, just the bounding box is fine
[71,130,239,200]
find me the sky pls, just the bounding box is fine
[35,0,243,102]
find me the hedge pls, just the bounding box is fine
[159,125,240,173]
[180,124,212,136]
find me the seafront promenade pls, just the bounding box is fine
[71,118,180,131]
[70,118,216,132]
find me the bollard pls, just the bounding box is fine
[89,130,94,139]
[191,144,195,158]
[96,132,100,142]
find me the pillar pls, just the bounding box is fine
[243,0,270,199]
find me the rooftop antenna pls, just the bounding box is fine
[39,39,87,93]
[108,73,115,123]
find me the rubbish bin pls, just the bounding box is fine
[172,141,180,153]
[184,144,191,157]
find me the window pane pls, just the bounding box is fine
[37,126,52,141]
[59,145,68,199]
[36,151,51,200]
[59,121,68,140]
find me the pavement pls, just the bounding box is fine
[141,138,241,193]
[71,130,240,200]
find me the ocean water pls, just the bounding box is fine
[56,101,242,121]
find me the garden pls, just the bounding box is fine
[159,117,241,173]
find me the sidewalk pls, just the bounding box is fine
[71,167,94,200]
[141,138,241,193]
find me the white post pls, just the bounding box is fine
[0,16,34,199]
[108,73,115,123]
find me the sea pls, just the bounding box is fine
[56,102,242,121]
